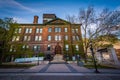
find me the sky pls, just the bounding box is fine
[0,0,120,23]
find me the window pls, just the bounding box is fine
[47,45,51,50]
[75,29,78,33]
[64,28,68,32]
[22,45,29,49]
[48,28,52,32]
[76,36,79,41]
[9,45,16,52]
[35,36,42,41]
[16,36,20,41]
[55,35,61,41]
[25,28,32,33]
[75,45,79,51]
[15,28,22,33]
[24,36,31,41]
[65,35,68,40]
[55,27,61,32]
[36,28,42,33]
[12,36,20,41]
[72,29,75,33]
[33,45,40,51]
[65,45,69,51]
[72,36,75,41]
[48,35,51,41]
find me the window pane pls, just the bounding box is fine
[59,35,61,40]
[40,28,42,33]
[16,36,20,41]
[35,36,38,41]
[24,36,27,41]
[55,28,57,32]
[76,45,79,51]
[72,36,75,40]
[25,28,29,33]
[36,28,39,33]
[12,36,16,41]
[18,28,22,33]
[65,45,69,51]
[39,36,42,41]
[28,36,31,41]
[47,45,51,50]
[48,35,51,41]
[59,28,61,32]
[29,28,32,33]
[72,29,74,33]
[15,29,18,33]
[76,29,78,33]
[76,36,79,41]
[48,28,52,32]
[65,35,68,40]
[64,28,68,32]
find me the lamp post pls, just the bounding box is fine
[89,41,99,73]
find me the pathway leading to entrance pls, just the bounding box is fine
[22,63,92,73]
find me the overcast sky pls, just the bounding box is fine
[0,0,120,23]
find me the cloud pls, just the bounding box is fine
[0,0,52,13]
[0,0,37,12]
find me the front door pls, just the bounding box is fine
[55,43,61,54]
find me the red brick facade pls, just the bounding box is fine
[12,14,84,56]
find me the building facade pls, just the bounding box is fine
[11,14,84,58]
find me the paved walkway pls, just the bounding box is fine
[0,63,120,80]
[0,63,120,73]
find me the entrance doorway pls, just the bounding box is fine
[55,43,61,54]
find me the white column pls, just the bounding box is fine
[108,47,120,65]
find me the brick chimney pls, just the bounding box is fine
[43,14,56,23]
[33,16,39,24]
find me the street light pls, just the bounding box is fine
[89,41,99,73]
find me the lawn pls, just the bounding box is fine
[84,64,116,69]
[0,63,36,68]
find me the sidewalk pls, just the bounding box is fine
[0,63,120,80]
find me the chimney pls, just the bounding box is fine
[43,14,56,23]
[33,16,39,24]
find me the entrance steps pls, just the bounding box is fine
[50,54,66,64]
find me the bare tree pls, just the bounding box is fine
[78,6,96,62]
[66,6,120,62]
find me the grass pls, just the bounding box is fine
[84,64,116,69]
[0,63,36,68]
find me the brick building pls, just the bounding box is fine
[11,14,84,58]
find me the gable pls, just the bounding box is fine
[44,18,71,25]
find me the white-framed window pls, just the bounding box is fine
[65,44,69,51]
[72,36,75,40]
[24,36,31,41]
[9,45,16,52]
[36,28,42,33]
[75,45,79,51]
[15,28,22,33]
[35,36,42,41]
[22,45,29,49]
[55,35,61,41]
[48,35,51,41]
[65,35,68,40]
[47,45,51,50]
[16,36,20,41]
[64,28,68,32]
[25,28,32,33]
[72,29,75,33]
[12,36,20,41]
[76,36,79,41]
[33,45,40,51]
[55,27,61,32]
[75,28,78,33]
[48,27,52,32]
